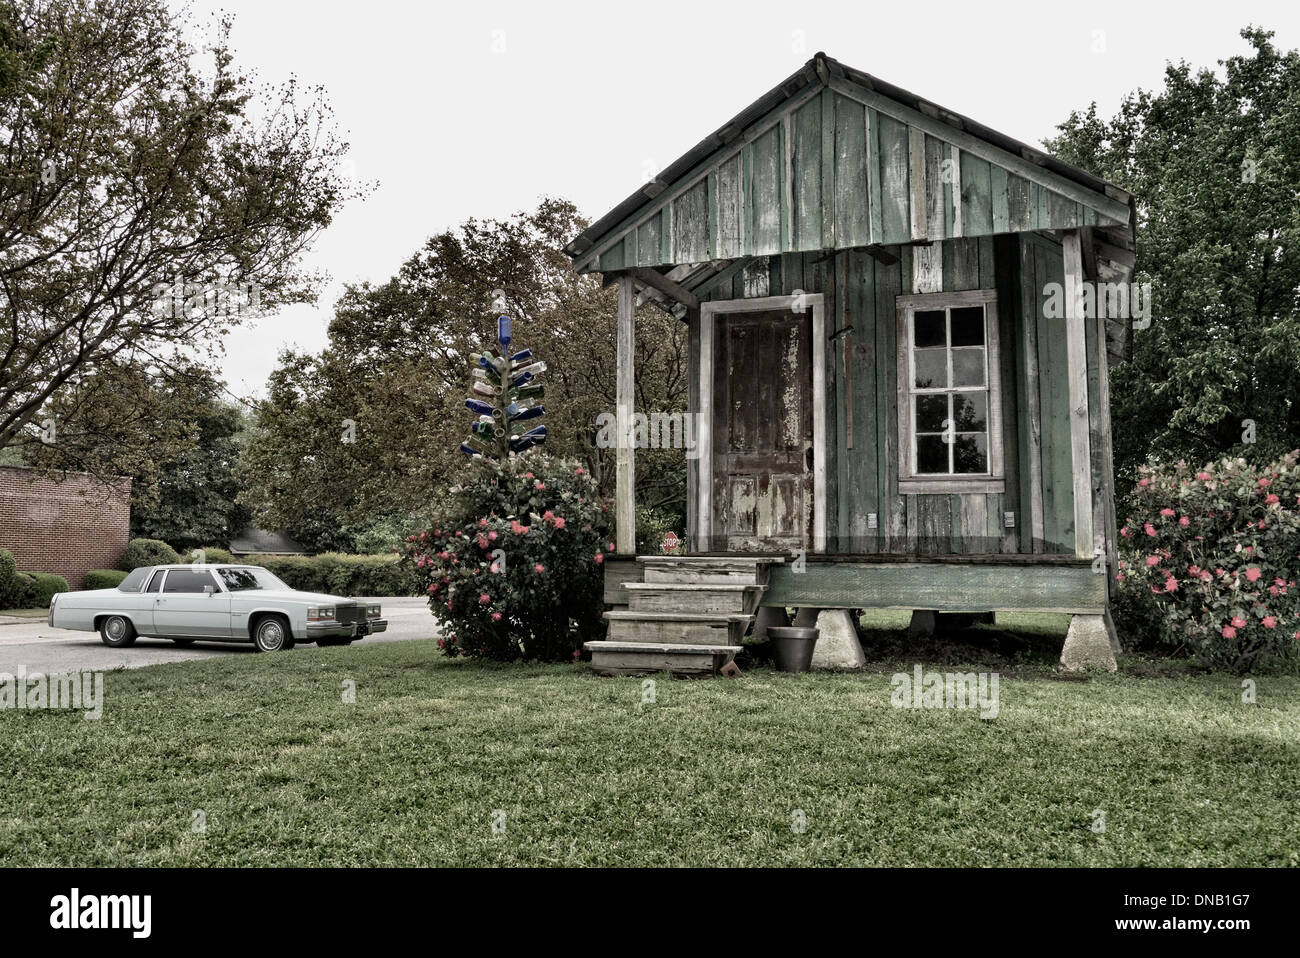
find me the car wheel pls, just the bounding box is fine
[99,615,137,648]
[252,615,291,652]
[170,638,196,647]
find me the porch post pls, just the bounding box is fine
[615,275,636,555]
[1061,231,1094,561]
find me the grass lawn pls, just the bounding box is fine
[2,616,1297,867]
[0,608,48,618]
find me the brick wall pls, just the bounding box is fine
[0,466,132,590]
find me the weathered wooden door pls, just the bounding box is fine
[712,310,813,552]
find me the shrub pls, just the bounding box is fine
[84,569,130,590]
[194,546,234,565]
[7,573,37,608]
[241,552,418,596]
[402,456,613,662]
[20,572,68,606]
[1114,451,1300,672]
[119,538,180,571]
[0,547,17,607]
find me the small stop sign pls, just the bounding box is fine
[661,531,679,553]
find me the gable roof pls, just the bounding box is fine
[565,52,1134,276]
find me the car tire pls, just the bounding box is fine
[170,638,196,647]
[252,615,292,653]
[99,615,137,648]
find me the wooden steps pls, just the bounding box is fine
[586,641,742,676]
[586,556,781,676]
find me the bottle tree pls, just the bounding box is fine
[460,315,547,459]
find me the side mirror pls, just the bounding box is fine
[203,585,215,595]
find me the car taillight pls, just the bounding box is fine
[307,607,336,622]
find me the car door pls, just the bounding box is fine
[152,569,233,638]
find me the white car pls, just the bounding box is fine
[49,564,388,652]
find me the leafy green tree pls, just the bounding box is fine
[0,0,361,477]
[239,199,688,536]
[127,375,252,551]
[1046,26,1300,495]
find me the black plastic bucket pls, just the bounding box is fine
[768,626,819,673]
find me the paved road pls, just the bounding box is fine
[0,597,438,674]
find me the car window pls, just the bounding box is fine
[218,567,290,592]
[117,568,149,592]
[145,570,166,593]
[162,570,218,594]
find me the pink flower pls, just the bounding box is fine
[488,530,499,541]
[607,541,616,552]
[490,563,500,573]
[1269,585,1279,597]
[525,472,534,479]
[552,517,566,530]
[1179,516,1190,527]
[1246,567,1262,583]
[1222,626,1237,639]
[1120,525,1131,537]
[535,481,546,490]
[1145,555,1160,567]
[1258,477,1271,487]
[575,467,585,476]
[1144,523,1157,537]
[1196,471,1211,481]
[479,518,489,527]
[1231,616,1247,629]
[1160,508,1175,517]
[1263,616,1277,629]
[594,553,604,565]
[1164,577,1178,592]
[534,563,545,573]
[491,612,502,622]
[479,593,491,605]
[1266,494,1280,505]
[1139,478,1150,488]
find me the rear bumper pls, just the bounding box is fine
[306,618,387,639]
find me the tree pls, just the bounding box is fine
[0,0,361,476]
[126,374,251,551]
[1046,26,1300,494]
[239,198,688,536]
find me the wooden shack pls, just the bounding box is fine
[565,53,1136,674]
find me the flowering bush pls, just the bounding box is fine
[402,456,613,661]
[1114,451,1300,672]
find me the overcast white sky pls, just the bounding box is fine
[186,0,1300,396]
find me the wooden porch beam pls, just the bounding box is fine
[628,267,700,310]
[615,276,637,556]
[1062,231,1095,561]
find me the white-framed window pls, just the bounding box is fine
[896,289,1003,494]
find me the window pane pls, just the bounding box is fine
[916,395,948,432]
[953,392,987,431]
[913,310,946,348]
[952,347,985,387]
[913,347,947,388]
[916,434,949,474]
[953,433,988,473]
[163,570,215,594]
[951,306,985,346]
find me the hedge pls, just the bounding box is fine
[84,569,130,590]
[120,538,180,571]
[240,552,419,596]
[0,548,17,607]
[21,572,68,607]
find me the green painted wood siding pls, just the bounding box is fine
[586,85,1124,274]
[690,234,1080,555]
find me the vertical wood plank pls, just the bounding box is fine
[1021,238,1045,551]
[868,108,882,246]
[1062,231,1094,559]
[950,144,963,238]
[616,276,637,555]
[908,126,927,242]
[991,164,1009,234]
[820,88,836,250]
[877,114,909,245]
